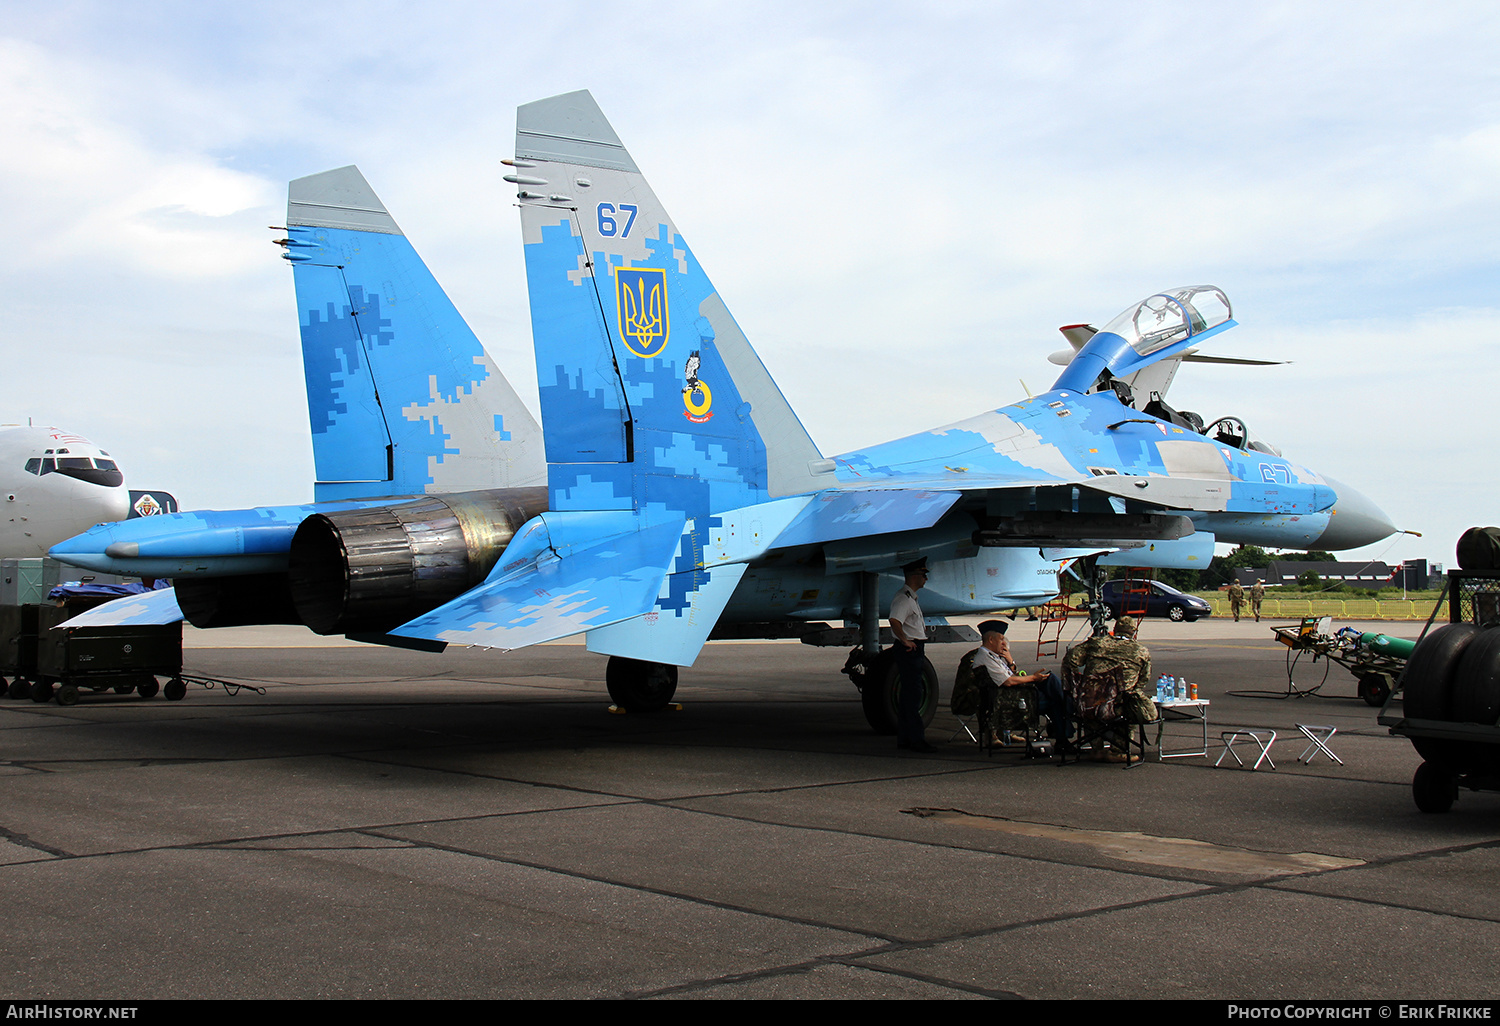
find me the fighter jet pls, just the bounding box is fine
[50,90,1396,730]
[0,424,175,559]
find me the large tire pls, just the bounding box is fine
[605,657,678,713]
[1403,623,1481,721]
[30,679,54,704]
[6,677,30,700]
[136,678,160,699]
[56,685,79,707]
[1413,761,1458,814]
[861,652,939,735]
[1451,628,1500,725]
[164,677,187,702]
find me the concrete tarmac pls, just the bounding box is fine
[2,615,1497,1000]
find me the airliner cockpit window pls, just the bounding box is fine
[24,459,40,475]
[52,457,124,487]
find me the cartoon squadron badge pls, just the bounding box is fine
[615,267,670,358]
[682,350,712,423]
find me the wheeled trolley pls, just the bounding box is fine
[30,603,184,705]
[0,604,40,699]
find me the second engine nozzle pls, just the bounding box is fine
[288,487,547,636]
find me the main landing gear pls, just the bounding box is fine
[605,656,679,713]
[844,649,939,735]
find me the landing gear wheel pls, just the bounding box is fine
[861,653,939,735]
[1413,761,1458,814]
[164,677,187,702]
[1167,604,1187,622]
[56,684,79,707]
[30,679,54,704]
[1358,673,1392,707]
[605,657,678,713]
[7,677,30,700]
[136,679,160,699]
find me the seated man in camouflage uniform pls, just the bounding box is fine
[1061,615,1156,762]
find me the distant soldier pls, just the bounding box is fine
[1250,579,1265,622]
[1062,615,1154,762]
[1228,579,1245,622]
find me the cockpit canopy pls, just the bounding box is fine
[1098,285,1232,358]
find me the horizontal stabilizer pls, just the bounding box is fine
[56,587,183,628]
[390,516,685,649]
[1097,532,1216,570]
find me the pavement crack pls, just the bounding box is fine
[0,825,74,858]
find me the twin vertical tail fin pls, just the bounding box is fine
[283,166,544,501]
[513,91,833,522]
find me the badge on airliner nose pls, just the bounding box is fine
[616,268,669,358]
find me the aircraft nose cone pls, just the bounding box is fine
[1315,477,1397,550]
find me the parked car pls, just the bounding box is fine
[1099,580,1213,622]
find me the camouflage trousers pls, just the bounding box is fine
[1108,692,1158,751]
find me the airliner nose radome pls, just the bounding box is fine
[1315,477,1397,550]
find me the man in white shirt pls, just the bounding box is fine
[889,558,935,752]
[972,619,1071,748]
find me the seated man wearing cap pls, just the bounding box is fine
[972,619,1070,747]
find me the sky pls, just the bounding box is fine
[2,0,1496,572]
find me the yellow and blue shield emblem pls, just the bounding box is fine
[615,268,669,358]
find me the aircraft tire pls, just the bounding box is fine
[1358,673,1393,707]
[605,657,677,713]
[861,654,939,735]
[1451,628,1500,725]
[1413,761,1458,814]
[1402,624,1481,722]
[30,679,54,704]
[164,677,187,702]
[6,676,29,700]
[136,678,160,700]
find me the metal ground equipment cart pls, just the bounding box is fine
[1258,617,1413,705]
[30,602,185,706]
[0,604,40,699]
[1379,567,1500,813]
